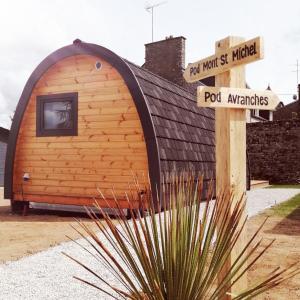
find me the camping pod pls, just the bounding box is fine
[5,39,215,212]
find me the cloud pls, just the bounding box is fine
[0,0,300,129]
[284,28,300,45]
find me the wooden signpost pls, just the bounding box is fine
[184,36,273,299]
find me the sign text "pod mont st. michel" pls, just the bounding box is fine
[183,37,264,82]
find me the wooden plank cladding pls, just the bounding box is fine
[6,39,216,211]
[13,54,149,204]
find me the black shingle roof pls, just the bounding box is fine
[0,127,9,143]
[127,62,216,183]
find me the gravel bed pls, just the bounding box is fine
[246,188,300,217]
[0,188,299,300]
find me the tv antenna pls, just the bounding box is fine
[145,1,167,42]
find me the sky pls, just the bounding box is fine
[1,0,300,128]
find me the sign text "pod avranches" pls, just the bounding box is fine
[197,86,280,110]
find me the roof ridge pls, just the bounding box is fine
[124,59,198,96]
[278,99,298,108]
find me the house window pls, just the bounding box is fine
[36,92,78,137]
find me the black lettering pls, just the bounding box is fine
[245,96,250,106]
[241,47,246,58]
[210,92,221,103]
[259,96,264,106]
[220,54,228,66]
[232,49,239,61]
[231,94,238,104]
[245,44,250,57]
[203,58,218,71]
[264,97,269,105]
[225,54,229,64]
[211,93,216,102]
[240,95,245,105]
[203,61,209,71]
[253,42,257,55]
[232,42,258,62]
[190,64,200,76]
[250,44,255,55]
[204,92,210,102]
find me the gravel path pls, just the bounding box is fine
[246,188,300,217]
[0,188,299,300]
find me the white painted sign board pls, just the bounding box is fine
[197,86,280,110]
[183,37,264,82]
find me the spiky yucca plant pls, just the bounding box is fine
[64,175,300,299]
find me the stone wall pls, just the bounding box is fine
[247,119,300,183]
[273,100,300,120]
[0,141,7,186]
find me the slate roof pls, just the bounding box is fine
[127,62,216,183]
[0,127,8,186]
[0,141,7,186]
[0,127,9,143]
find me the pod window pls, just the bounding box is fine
[36,93,78,137]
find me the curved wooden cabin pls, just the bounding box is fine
[5,39,215,211]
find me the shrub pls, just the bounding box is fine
[64,174,300,299]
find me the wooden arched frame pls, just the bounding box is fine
[4,40,161,206]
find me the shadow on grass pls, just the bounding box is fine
[266,194,300,236]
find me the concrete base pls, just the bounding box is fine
[250,180,270,190]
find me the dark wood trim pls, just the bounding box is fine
[246,150,251,191]
[5,40,161,207]
[13,193,142,209]
[36,92,78,137]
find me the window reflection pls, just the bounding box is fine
[43,101,73,129]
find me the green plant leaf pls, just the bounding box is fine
[65,173,300,300]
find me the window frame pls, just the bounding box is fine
[36,92,78,137]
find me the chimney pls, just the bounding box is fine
[143,36,186,87]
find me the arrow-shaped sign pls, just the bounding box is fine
[197,86,280,110]
[184,37,264,82]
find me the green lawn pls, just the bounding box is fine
[266,184,300,189]
[270,193,300,217]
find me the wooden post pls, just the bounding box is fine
[184,34,269,298]
[215,37,247,298]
